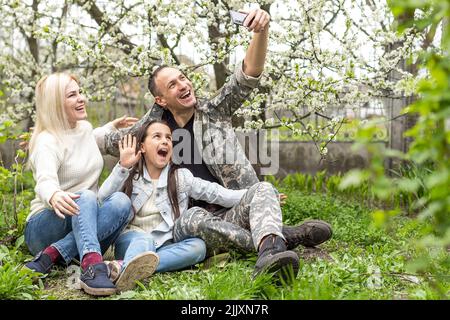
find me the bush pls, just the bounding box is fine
[0,236,43,300]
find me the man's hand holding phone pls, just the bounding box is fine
[230,8,270,33]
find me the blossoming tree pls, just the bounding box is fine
[0,0,442,157]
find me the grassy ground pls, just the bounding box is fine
[1,189,446,300]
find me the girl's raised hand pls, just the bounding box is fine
[119,134,141,168]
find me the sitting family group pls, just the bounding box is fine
[23,8,332,296]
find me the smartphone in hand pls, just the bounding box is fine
[230,10,249,26]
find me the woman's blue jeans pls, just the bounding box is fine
[25,190,132,264]
[114,231,206,273]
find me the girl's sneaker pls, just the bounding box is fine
[115,251,159,292]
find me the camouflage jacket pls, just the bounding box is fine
[103,61,261,190]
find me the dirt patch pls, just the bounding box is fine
[42,266,94,300]
[296,247,334,262]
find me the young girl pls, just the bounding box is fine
[98,120,248,291]
[25,73,137,296]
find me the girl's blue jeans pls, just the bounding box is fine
[114,231,206,273]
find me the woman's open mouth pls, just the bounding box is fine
[75,105,85,112]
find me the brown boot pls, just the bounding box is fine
[283,220,332,249]
[253,235,300,283]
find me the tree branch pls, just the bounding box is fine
[74,0,137,55]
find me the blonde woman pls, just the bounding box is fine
[24,73,137,296]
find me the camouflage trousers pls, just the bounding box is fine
[173,182,285,257]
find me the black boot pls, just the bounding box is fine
[283,220,332,249]
[254,235,299,282]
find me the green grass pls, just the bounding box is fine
[104,190,447,300]
[0,237,47,300]
[0,189,448,300]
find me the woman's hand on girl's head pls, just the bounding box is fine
[111,115,139,129]
[49,191,81,219]
[119,134,142,169]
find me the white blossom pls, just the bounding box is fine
[0,0,429,141]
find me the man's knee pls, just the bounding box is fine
[255,181,276,192]
[183,206,208,220]
[174,207,211,241]
[178,207,210,227]
[247,181,277,198]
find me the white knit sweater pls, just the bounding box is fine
[125,179,164,234]
[28,120,114,221]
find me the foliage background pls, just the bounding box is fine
[0,0,448,299]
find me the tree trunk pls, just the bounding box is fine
[207,24,230,91]
[387,10,419,169]
[22,0,40,131]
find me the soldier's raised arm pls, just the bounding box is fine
[206,8,270,118]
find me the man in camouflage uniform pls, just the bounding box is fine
[102,8,332,278]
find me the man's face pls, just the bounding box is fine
[154,67,197,112]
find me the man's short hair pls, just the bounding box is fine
[148,65,169,97]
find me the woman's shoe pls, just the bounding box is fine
[79,263,117,296]
[23,251,54,276]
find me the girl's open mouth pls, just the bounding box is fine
[157,149,168,157]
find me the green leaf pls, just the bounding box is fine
[16,150,27,159]
[21,293,33,300]
[425,170,449,189]
[339,170,368,190]
[397,178,421,193]
[116,290,137,299]
[15,235,24,249]
[383,148,407,160]
[372,210,387,228]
